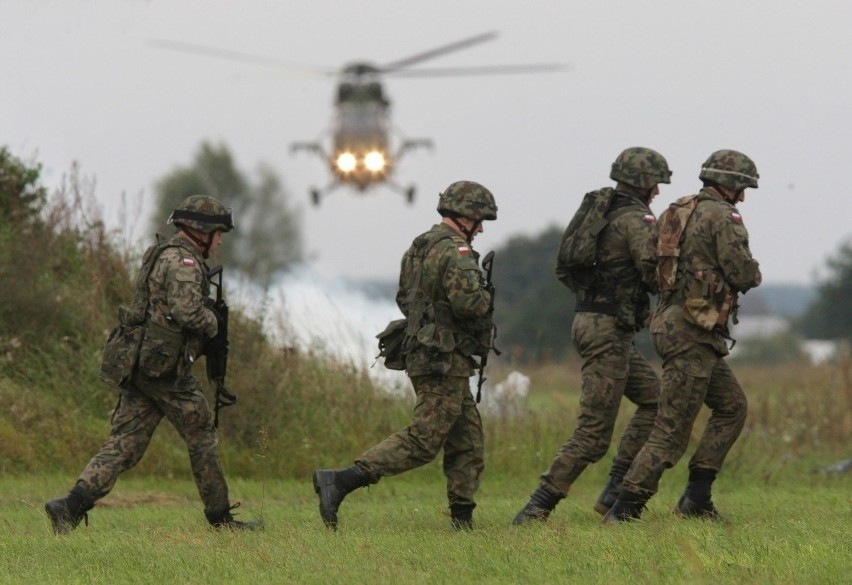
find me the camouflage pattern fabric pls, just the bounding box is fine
[355,375,484,508]
[146,234,218,366]
[76,371,229,516]
[436,181,498,221]
[621,186,760,500]
[582,190,659,329]
[397,223,493,377]
[533,192,660,498]
[539,313,658,496]
[74,233,231,517]
[654,187,762,355]
[352,222,492,509]
[609,147,672,190]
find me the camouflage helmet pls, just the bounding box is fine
[168,195,235,234]
[436,181,498,221]
[699,149,759,190]
[610,147,672,189]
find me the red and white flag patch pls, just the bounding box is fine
[457,245,471,256]
[182,257,196,267]
[730,212,743,223]
[643,214,656,223]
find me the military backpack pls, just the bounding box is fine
[555,188,640,292]
[656,195,701,293]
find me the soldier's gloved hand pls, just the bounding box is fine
[483,282,495,297]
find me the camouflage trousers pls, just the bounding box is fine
[622,332,748,500]
[356,375,484,508]
[539,313,659,496]
[76,371,230,517]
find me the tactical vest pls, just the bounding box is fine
[99,239,176,388]
[401,229,459,355]
[117,238,205,380]
[657,194,737,332]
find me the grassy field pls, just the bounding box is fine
[3,465,850,584]
[3,358,851,584]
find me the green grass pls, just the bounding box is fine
[3,470,850,585]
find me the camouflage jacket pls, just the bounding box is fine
[579,189,658,330]
[652,187,762,354]
[396,223,493,377]
[146,234,218,363]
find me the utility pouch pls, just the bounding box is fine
[137,320,184,378]
[376,318,408,371]
[682,270,733,331]
[455,317,493,357]
[99,322,145,388]
[415,323,456,353]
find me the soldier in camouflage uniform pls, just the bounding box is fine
[313,181,497,530]
[605,150,762,523]
[513,147,670,524]
[45,196,260,534]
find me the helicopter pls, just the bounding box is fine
[150,32,565,206]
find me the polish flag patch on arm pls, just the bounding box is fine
[182,257,196,267]
[643,214,656,223]
[457,245,471,255]
[730,212,743,223]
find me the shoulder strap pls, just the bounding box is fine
[402,230,458,342]
[123,239,181,324]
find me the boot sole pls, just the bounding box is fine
[312,470,339,530]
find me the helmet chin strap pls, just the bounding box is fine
[181,228,214,258]
[449,217,479,243]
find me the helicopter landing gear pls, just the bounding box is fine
[309,181,342,206]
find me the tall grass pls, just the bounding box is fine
[1,176,849,489]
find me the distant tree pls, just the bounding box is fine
[0,147,47,227]
[799,238,852,340]
[492,226,576,363]
[151,142,302,282]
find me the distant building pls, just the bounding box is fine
[730,314,789,339]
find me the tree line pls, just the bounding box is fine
[2,144,849,366]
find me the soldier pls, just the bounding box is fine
[604,150,762,523]
[313,180,497,530]
[513,147,670,524]
[45,196,261,533]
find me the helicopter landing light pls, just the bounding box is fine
[336,152,357,173]
[364,151,386,172]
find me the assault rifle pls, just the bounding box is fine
[476,251,500,403]
[205,265,237,428]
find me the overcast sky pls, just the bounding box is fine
[2,0,850,285]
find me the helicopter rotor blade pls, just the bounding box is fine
[387,63,569,78]
[147,38,334,76]
[380,31,499,73]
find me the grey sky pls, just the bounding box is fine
[2,0,850,284]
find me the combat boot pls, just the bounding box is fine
[312,465,372,530]
[602,492,646,525]
[45,485,95,535]
[450,503,475,530]
[674,479,722,520]
[206,502,263,530]
[593,475,622,516]
[512,486,563,525]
